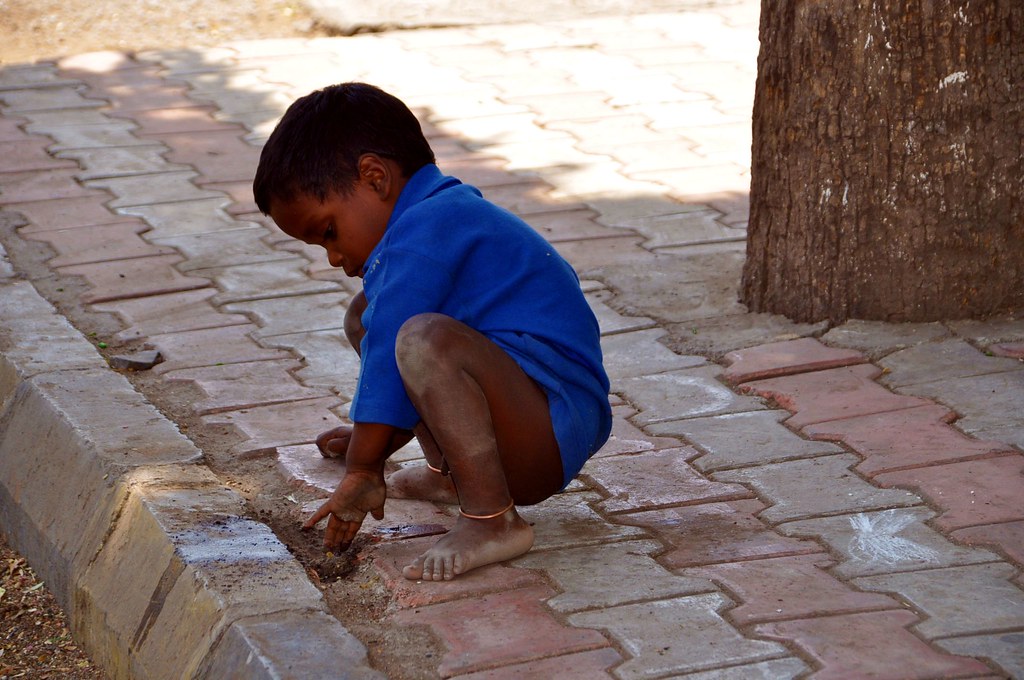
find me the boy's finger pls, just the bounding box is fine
[302,503,330,530]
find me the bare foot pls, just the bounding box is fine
[385,464,459,504]
[402,507,534,581]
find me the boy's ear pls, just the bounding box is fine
[357,153,391,198]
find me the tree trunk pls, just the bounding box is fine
[742,0,1023,323]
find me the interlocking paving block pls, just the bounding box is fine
[151,226,291,271]
[159,129,262,184]
[110,105,240,135]
[117,197,240,239]
[595,405,681,458]
[148,324,293,375]
[555,236,652,271]
[712,454,922,525]
[618,500,821,569]
[667,657,810,680]
[261,327,361,395]
[57,145,190,180]
[448,648,624,680]
[740,364,933,429]
[524,207,620,243]
[990,341,1024,359]
[163,359,325,415]
[952,520,1024,567]
[618,364,767,426]
[85,170,225,207]
[24,221,177,267]
[648,409,843,473]
[755,610,992,680]
[201,395,346,458]
[8,194,134,231]
[207,258,343,305]
[276,443,346,494]
[873,455,1024,531]
[854,562,1024,639]
[568,592,789,679]
[517,491,647,551]
[27,120,151,150]
[936,631,1024,679]
[778,507,998,578]
[586,447,753,514]
[0,243,13,279]
[0,86,106,113]
[370,535,543,609]
[513,539,716,613]
[0,168,96,202]
[92,288,249,341]
[722,337,866,385]
[224,291,352,338]
[947,314,1024,346]
[392,585,610,678]
[201,609,384,680]
[601,328,706,380]
[588,289,658,335]
[59,254,211,303]
[685,553,897,625]
[821,319,950,358]
[1,138,78,172]
[879,338,1024,388]
[802,403,1014,478]
[894,371,1024,449]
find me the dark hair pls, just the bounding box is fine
[253,82,435,214]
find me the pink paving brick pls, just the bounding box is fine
[952,520,1024,567]
[109,106,239,136]
[990,341,1024,359]
[687,553,897,625]
[584,447,753,513]
[0,168,96,203]
[722,337,866,385]
[619,499,822,569]
[0,115,27,142]
[526,208,623,243]
[9,195,133,231]
[740,363,933,429]
[1,139,78,172]
[370,536,545,609]
[25,221,177,267]
[874,454,1024,532]
[202,180,258,216]
[148,324,293,375]
[92,288,249,341]
[449,648,623,680]
[201,396,345,458]
[156,129,262,185]
[755,610,991,680]
[58,254,211,303]
[74,69,198,112]
[162,359,325,415]
[391,585,609,678]
[803,403,1014,478]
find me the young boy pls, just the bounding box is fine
[253,82,611,581]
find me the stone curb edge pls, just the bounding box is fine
[0,269,384,679]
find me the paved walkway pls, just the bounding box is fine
[2,2,1023,677]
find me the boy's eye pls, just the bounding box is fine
[323,224,336,242]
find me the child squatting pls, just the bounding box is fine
[253,82,612,581]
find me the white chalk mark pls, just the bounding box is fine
[939,71,968,89]
[848,510,939,565]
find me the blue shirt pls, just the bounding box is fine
[349,164,611,486]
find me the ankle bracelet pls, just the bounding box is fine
[460,500,515,520]
[425,462,443,474]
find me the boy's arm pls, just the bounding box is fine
[302,422,404,552]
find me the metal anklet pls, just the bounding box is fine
[460,500,515,520]
[425,462,443,473]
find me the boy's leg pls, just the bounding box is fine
[395,313,563,580]
[316,292,458,501]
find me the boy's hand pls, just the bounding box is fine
[303,469,386,552]
[315,425,353,459]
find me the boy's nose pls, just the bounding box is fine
[327,250,344,268]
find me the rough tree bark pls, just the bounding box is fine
[741,0,1023,323]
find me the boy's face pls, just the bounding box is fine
[269,173,393,278]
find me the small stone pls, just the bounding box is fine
[108,349,162,371]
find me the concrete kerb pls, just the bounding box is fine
[0,275,382,679]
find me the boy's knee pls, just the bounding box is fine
[395,314,459,374]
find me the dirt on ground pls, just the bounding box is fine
[0,0,332,65]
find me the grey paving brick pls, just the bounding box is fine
[712,454,922,524]
[517,491,647,551]
[201,609,384,679]
[117,197,240,238]
[821,319,950,359]
[948,315,1024,347]
[0,64,78,89]
[151,226,292,271]
[936,631,1024,679]
[618,364,767,426]
[55,145,188,179]
[779,507,999,578]
[261,329,360,398]
[513,539,716,613]
[880,339,1024,387]
[854,563,1024,639]
[0,86,105,113]
[568,592,789,679]
[87,170,225,207]
[648,409,843,473]
[204,259,342,305]
[670,657,809,680]
[588,288,658,335]
[224,291,352,338]
[602,328,706,381]
[28,120,150,150]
